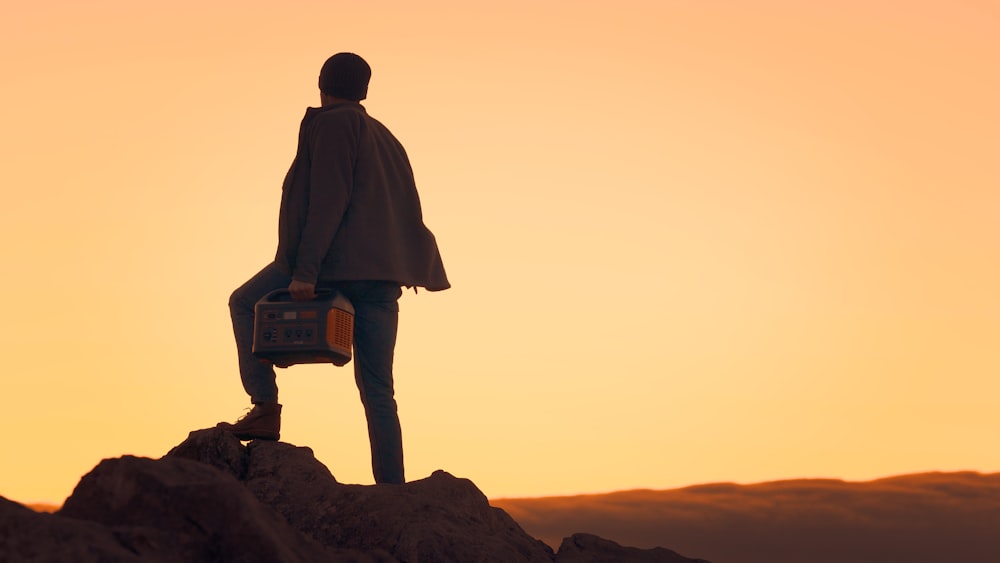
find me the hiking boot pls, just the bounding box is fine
[217,403,282,441]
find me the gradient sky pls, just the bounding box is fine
[2,0,998,504]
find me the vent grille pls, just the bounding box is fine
[327,309,354,352]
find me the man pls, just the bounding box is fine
[219,52,449,485]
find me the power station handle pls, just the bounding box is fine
[264,288,335,302]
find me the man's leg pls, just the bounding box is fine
[340,281,404,484]
[229,263,292,403]
[220,263,291,440]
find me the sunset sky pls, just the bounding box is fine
[2,0,998,505]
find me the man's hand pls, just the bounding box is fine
[288,279,317,302]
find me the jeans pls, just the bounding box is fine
[229,262,405,484]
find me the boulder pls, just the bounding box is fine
[166,428,555,562]
[58,453,385,562]
[1,427,709,562]
[0,496,143,562]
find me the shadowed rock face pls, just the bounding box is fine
[58,454,357,562]
[0,428,707,563]
[0,496,145,563]
[167,430,556,562]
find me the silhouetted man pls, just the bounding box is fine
[219,52,449,485]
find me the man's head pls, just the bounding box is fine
[318,52,371,102]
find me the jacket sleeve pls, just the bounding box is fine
[292,110,360,284]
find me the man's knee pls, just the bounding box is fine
[228,287,250,313]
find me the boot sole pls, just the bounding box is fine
[232,431,280,441]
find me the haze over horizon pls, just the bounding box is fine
[2,0,998,505]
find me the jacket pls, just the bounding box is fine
[274,102,450,291]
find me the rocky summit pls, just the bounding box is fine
[0,428,708,562]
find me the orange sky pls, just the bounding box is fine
[2,0,999,504]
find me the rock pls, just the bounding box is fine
[267,470,557,562]
[58,453,381,562]
[0,496,143,562]
[3,427,709,562]
[555,533,710,563]
[164,428,554,562]
[166,426,249,479]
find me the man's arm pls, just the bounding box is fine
[292,110,361,287]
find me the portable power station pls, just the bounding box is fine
[251,289,355,368]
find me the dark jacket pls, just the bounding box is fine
[274,102,449,291]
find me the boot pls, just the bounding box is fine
[217,403,281,441]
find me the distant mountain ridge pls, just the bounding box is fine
[493,471,1000,563]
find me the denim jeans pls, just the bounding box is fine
[229,262,405,484]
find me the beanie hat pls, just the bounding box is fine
[318,53,371,101]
